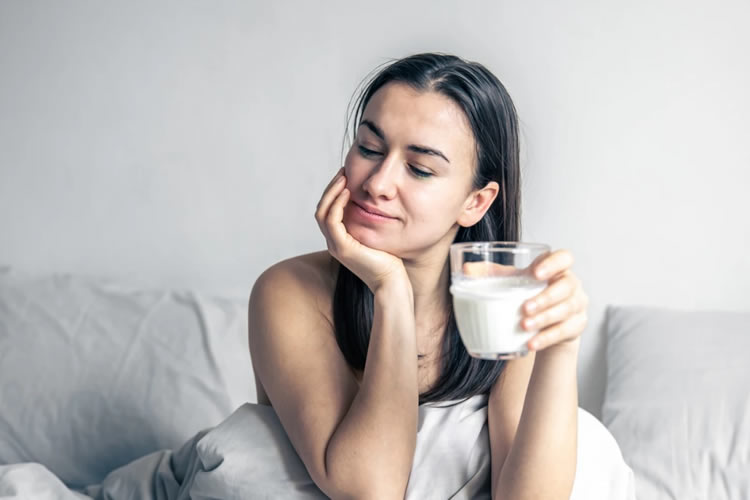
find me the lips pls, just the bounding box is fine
[353,201,397,219]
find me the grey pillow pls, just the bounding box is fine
[0,268,254,488]
[187,399,637,500]
[603,305,750,499]
[189,403,326,499]
[188,396,496,499]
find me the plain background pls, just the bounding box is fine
[1,0,748,418]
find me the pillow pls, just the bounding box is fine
[189,403,327,499]
[186,400,635,500]
[187,396,496,499]
[603,305,750,499]
[79,397,492,499]
[77,397,492,499]
[0,268,254,488]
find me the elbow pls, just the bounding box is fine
[313,474,396,500]
[315,424,414,499]
[315,456,409,500]
[321,480,407,500]
[305,456,364,500]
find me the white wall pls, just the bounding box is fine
[1,0,748,417]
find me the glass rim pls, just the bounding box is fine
[450,241,550,253]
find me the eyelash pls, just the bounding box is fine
[357,146,433,178]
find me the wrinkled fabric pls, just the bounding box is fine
[0,396,636,500]
[0,270,253,488]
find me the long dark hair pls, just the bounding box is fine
[332,53,522,406]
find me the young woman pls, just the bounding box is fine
[248,52,589,499]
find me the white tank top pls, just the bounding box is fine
[408,393,491,499]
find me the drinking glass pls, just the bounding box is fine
[449,241,550,360]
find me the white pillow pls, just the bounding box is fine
[603,305,750,499]
[0,268,254,488]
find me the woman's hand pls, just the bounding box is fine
[462,249,588,352]
[315,167,409,294]
[521,249,588,352]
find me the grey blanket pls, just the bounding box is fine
[0,396,635,499]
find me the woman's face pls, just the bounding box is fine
[342,82,495,258]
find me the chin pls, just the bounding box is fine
[344,222,397,253]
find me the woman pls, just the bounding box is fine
[248,52,589,499]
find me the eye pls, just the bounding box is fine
[358,145,433,179]
[358,145,381,157]
[409,166,433,178]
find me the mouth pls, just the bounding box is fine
[352,201,398,222]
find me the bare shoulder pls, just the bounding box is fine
[249,251,340,402]
[247,250,359,495]
[290,250,340,300]
[253,251,337,320]
[267,250,336,296]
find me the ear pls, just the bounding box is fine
[457,181,499,227]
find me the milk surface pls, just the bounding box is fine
[450,276,546,359]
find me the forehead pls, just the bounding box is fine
[360,82,476,165]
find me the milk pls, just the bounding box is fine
[449,275,546,359]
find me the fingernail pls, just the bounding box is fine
[525,301,537,313]
[535,266,549,279]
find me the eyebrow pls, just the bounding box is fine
[359,119,451,164]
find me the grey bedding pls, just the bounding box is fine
[0,396,635,500]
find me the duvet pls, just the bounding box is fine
[0,396,636,500]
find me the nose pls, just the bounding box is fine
[362,154,401,200]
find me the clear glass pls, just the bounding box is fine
[449,241,551,360]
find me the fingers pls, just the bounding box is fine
[520,264,589,351]
[324,167,345,191]
[533,248,574,280]
[521,289,586,333]
[528,251,551,276]
[461,261,520,277]
[463,253,558,279]
[315,167,356,260]
[527,311,588,351]
[315,170,346,233]
[522,270,581,315]
[325,185,351,255]
[316,168,345,214]
[462,261,495,277]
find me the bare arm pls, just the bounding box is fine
[325,277,419,499]
[248,263,419,500]
[491,340,579,500]
[487,249,586,499]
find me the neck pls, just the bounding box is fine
[401,241,454,336]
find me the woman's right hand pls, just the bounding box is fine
[315,167,409,294]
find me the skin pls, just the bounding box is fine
[328,82,587,353]
[325,82,590,499]
[252,81,589,499]
[334,82,497,341]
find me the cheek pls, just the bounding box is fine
[343,154,370,190]
[408,191,446,221]
[409,192,464,227]
[342,149,354,178]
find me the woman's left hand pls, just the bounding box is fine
[522,249,589,353]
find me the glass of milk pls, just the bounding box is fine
[449,241,550,360]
